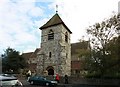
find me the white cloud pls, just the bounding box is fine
[29,7,44,17]
[0,0,45,53]
[53,0,119,42]
[0,0,119,54]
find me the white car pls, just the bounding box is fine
[0,74,23,87]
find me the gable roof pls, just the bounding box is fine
[30,48,41,58]
[21,52,33,59]
[39,13,72,34]
[21,48,41,59]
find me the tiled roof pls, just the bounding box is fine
[39,13,72,34]
[21,52,33,59]
[30,48,41,58]
[22,48,41,59]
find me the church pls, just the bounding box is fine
[37,13,72,76]
[22,13,90,77]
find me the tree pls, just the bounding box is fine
[105,36,120,75]
[85,13,120,78]
[2,47,27,73]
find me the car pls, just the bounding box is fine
[28,75,57,87]
[0,73,16,77]
[0,74,23,87]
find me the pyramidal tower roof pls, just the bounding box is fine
[39,13,72,34]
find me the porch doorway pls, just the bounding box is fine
[46,66,54,75]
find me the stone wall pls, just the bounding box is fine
[37,24,71,76]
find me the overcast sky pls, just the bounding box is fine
[0,0,119,54]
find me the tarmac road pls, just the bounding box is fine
[20,79,46,87]
[19,79,96,87]
[19,79,70,87]
[19,79,118,87]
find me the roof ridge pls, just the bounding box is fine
[39,13,72,34]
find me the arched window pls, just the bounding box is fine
[48,29,54,40]
[65,32,68,42]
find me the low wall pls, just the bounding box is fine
[69,77,120,86]
[45,76,120,86]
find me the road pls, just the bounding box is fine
[19,79,118,87]
[19,79,97,87]
[20,79,46,87]
[20,79,74,87]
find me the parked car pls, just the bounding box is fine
[0,74,23,87]
[28,75,57,87]
[1,73,16,77]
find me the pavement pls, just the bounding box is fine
[57,84,72,87]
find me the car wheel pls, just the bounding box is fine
[30,81,34,85]
[46,83,49,86]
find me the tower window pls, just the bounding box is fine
[65,32,68,42]
[48,29,54,40]
[49,52,52,58]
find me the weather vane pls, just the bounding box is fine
[56,5,58,13]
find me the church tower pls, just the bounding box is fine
[37,13,72,76]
